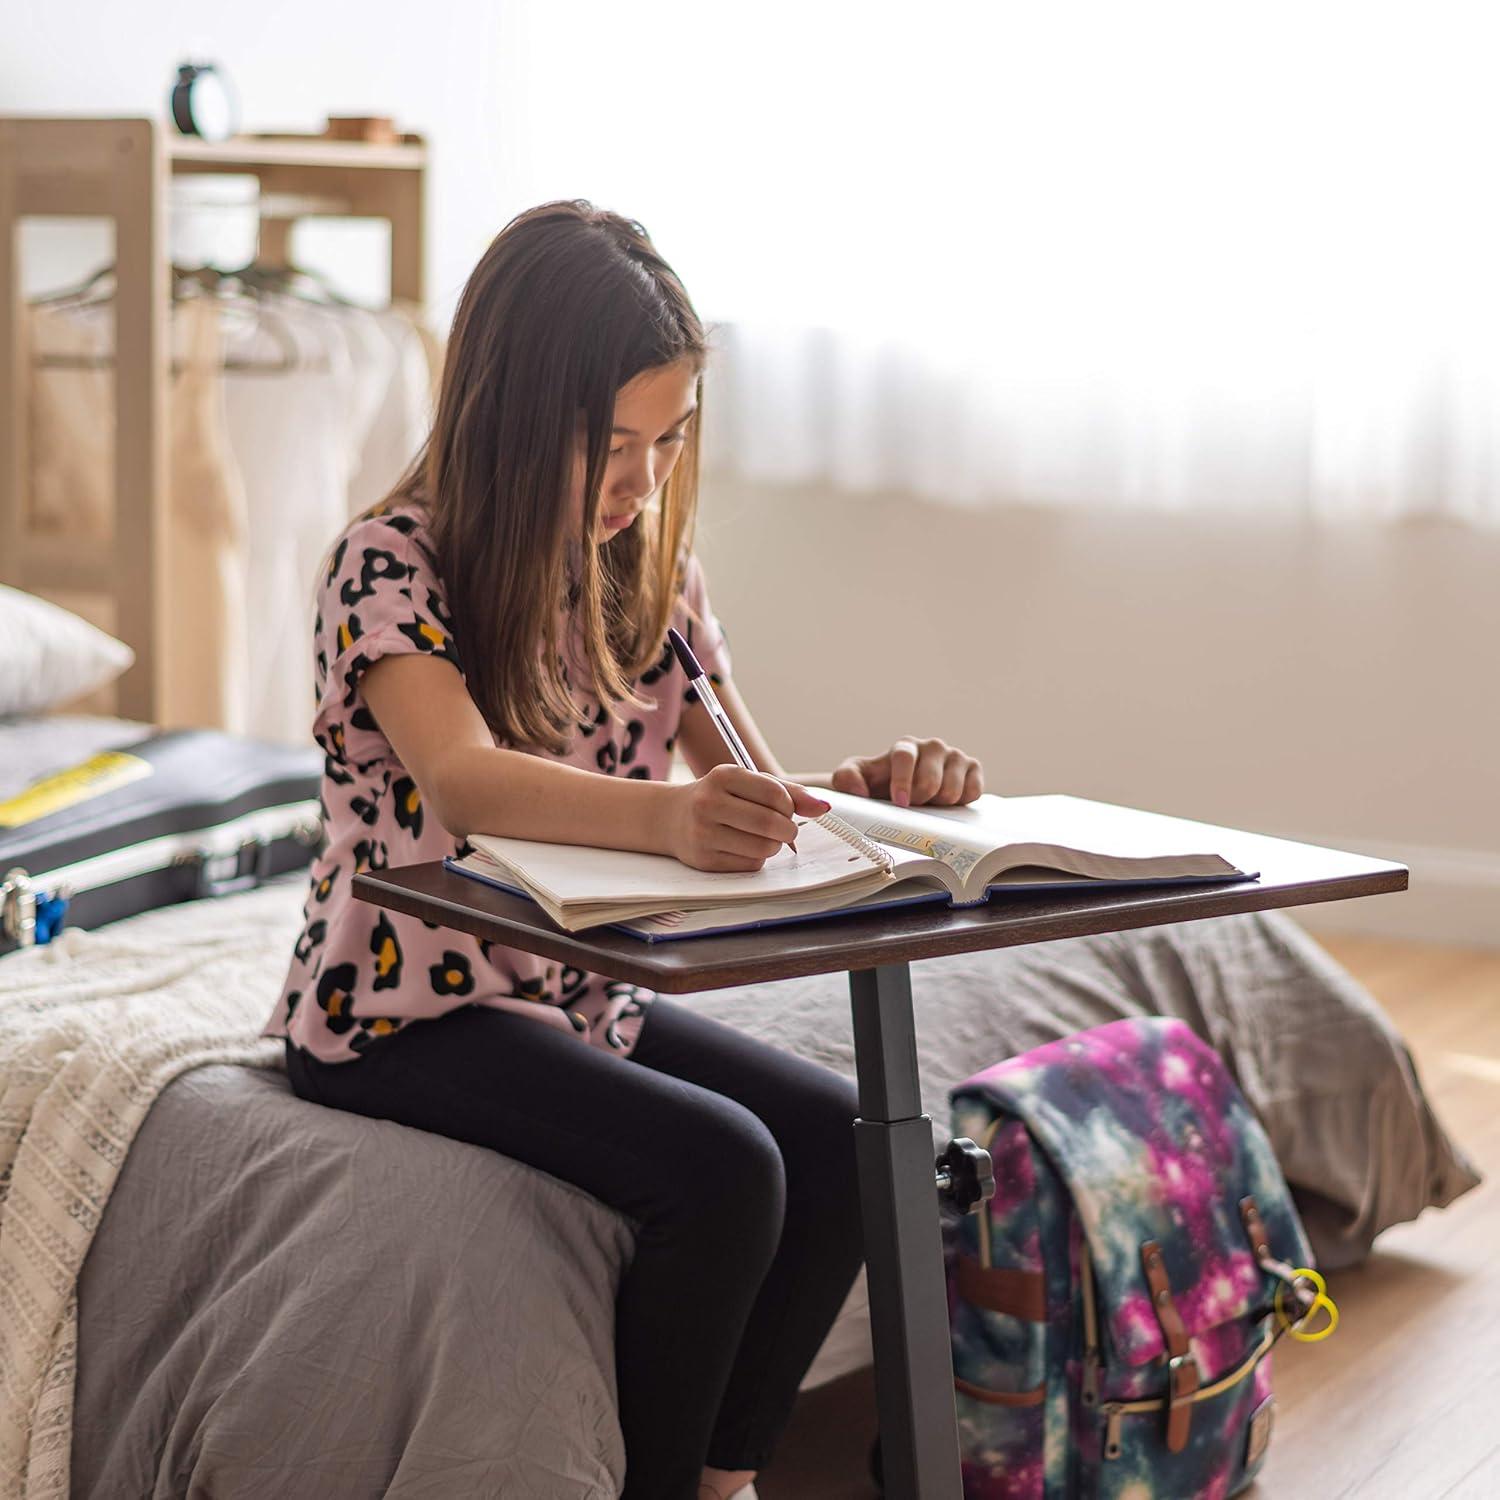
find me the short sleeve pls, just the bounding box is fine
[312,514,461,768]
[677,553,733,683]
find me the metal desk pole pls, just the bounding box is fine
[850,962,963,1499]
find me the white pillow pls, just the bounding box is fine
[0,584,135,717]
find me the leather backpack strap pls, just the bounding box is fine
[1140,1240,1200,1453]
[1241,1196,1320,1318]
[954,1255,1048,1322]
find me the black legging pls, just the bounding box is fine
[284,996,865,1499]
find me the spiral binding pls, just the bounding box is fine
[816,812,896,874]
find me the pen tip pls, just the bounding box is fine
[666,627,702,678]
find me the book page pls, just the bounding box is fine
[961,796,1245,865]
[816,789,1243,896]
[468,813,890,915]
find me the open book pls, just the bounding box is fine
[446,788,1256,942]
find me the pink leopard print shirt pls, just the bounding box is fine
[260,498,732,1064]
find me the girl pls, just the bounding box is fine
[261,200,984,1500]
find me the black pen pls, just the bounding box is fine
[668,628,812,850]
[667,627,758,772]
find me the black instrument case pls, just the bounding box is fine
[0,730,321,954]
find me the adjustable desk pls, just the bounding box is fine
[355,812,1406,1500]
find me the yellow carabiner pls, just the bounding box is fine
[1274,1266,1339,1343]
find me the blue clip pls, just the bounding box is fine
[34,893,70,945]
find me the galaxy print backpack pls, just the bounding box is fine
[945,1016,1333,1499]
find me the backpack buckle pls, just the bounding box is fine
[1141,1240,1200,1453]
[1241,1196,1320,1319]
[1166,1350,1202,1450]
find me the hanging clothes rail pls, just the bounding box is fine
[0,116,428,721]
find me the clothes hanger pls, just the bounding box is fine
[31,262,117,310]
[225,259,362,309]
[28,264,313,374]
[179,272,305,372]
[27,178,353,373]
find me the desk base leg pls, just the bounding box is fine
[850,963,963,1500]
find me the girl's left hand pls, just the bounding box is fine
[830,737,984,807]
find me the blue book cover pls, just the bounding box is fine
[440,855,1257,944]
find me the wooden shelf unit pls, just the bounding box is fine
[0,115,428,720]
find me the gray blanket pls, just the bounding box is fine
[71,905,1479,1498]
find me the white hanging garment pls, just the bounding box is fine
[389,298,445,407]
[24,294,250,732]
[25,285,434,745]
[24,300,114,539]
[295,295,396,484]
[160,295,250,734]
[219,297,358,747]
[346,306,433,515]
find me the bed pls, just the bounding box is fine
[0,716,1480,1500]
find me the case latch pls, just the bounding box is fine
[196,833,274,898]
[2,868,38,949]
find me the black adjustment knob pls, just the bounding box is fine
[935,1136,995,1215]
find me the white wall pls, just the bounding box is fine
[695,483,1500,948]
[8,5,1496,947]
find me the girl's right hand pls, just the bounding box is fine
[667,765,832,872]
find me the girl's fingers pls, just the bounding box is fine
[834,762,870,798]
[699,849,773,872]
[933,749,969,805]
[831,740,984,806]
[961,761,984,804]
[782,780,833,817]
[907,739,949,805]
[712,827,787,862]
[719,796,799,847]
[696,767,798,848]
[831,760,870,796]
[715,766,794,814]
[888,739,920,805]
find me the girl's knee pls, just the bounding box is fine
[679,1105,787,1257]
[821,1071,861,1130]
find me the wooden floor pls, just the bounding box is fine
[760,929,1500,1500]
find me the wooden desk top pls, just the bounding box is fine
[354,815,1408,993]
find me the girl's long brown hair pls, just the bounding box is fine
[390,200,708,753]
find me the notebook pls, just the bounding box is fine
[445,788,1257,942]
